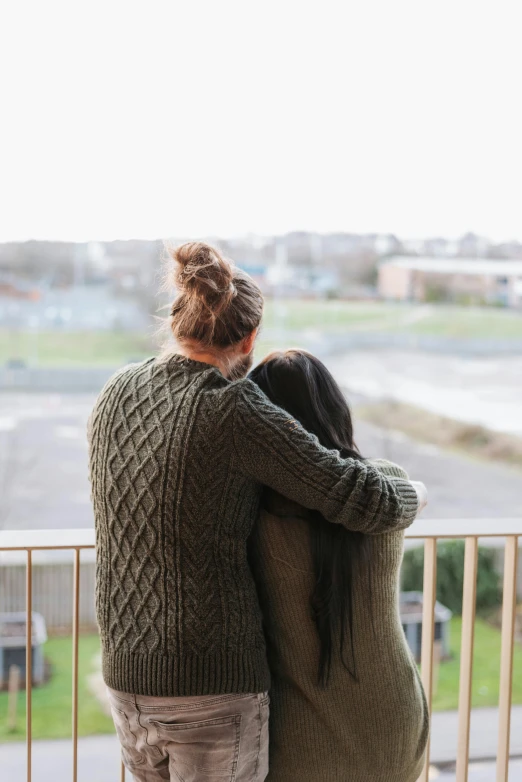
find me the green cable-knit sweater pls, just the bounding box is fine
[88,355,419,698]
[249,459,429,782]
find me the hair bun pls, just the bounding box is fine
[171,242,236,307]
[165,240,264,348]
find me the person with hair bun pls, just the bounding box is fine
[88,242,427,782]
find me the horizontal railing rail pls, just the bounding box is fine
[1,518,522,551]
[0,520,520,782]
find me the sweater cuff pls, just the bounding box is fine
[366,457,409,481]
[392,477,419,525]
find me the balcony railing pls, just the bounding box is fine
[0,519,520,782]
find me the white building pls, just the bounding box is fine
[378,257,522,307]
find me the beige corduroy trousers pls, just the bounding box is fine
[107,687,269,782]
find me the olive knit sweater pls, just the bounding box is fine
[88,355,419,698]
[249,460,429,782]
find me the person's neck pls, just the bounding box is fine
[177,346,229,376]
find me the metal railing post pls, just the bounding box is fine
[72,548,81,782]
[26,549,32,782]
[418,537,438,782]
[456,536,479,782]
[496,535,519,782]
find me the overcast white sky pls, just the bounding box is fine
[0,0,521,243]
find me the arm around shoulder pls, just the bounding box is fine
[232,381,420,534]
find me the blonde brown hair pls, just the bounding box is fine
[166,242,264,349]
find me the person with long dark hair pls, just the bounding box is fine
[249,350,429,782]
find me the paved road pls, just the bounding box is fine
[0,394,93,530]
[0,734,122,782]
[1,733,522,782]
[430,707,522,764]
[1,390,521,532]
[354,418,522,520]
[436,760,522,781]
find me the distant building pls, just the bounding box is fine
[0,273,41,300]
[265,264,339,297]
[0,283,149,331]
[236,262,269,292]
[379,256,522,307]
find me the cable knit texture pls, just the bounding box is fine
[249,459,429,782]
[88,355,419,697]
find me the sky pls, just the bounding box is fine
[0,0,521,243]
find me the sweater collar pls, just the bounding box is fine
[167,353,222,374]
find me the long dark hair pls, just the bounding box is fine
[249,349,372,686]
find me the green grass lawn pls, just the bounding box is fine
[0,635,113,742]
[0,329,153,367]
[263,300,522,338]
[432,617,522,711]
[1,301,521,367]
[409,306,522,339]
[263,299,413,332]
[1,620,521,740]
